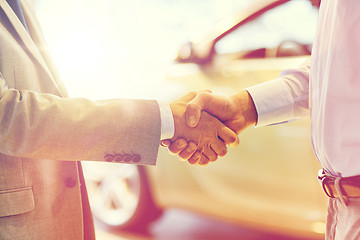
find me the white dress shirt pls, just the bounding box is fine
[158,101,175,140]
[247,0,360,177]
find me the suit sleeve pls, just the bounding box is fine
[0,74,161,165]
[246,58,310,127]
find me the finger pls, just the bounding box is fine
[218,126,239,146]
[160,139,171,147]
[185,93,210,127]
[177,91,197,103]
[202,147,218,162]
[210,140,227,157]
[168,138,187,155]
[178,142,197,160]
[177,90,212,103]
[198,153,211,166]
[188,151,202,165]
[199,89,212,94]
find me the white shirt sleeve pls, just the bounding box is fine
[157,101,175,140]
[246,58,311,127]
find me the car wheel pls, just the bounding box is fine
[82,162,162,231]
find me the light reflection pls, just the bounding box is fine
[311,222,326,234]
[34,0,251,100]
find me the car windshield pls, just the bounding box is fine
[215,0,319,55]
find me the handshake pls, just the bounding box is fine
[161,90,258,165]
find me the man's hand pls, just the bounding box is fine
[161,138,199,161]
[185,90,258,134]
[164,92,239,166]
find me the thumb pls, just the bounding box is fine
[185,93,208,127]
[177,89,212,103]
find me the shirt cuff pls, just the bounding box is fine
[157,101,175,140]
[246,78,294,127]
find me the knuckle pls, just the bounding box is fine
[204,150,217,162]
[175,139,187,148]
[199,158,210,166]
[187,102,199,111]
[185,147,195,155]
[210,155,218,162]
[202,89,212,93]
[188,91,197,97]
[218,148,227,157]
[187,142,197,150]
[197,92,209,101]
[197,154,208,165]
[197,145,205,153]
[169,144,180,154]
[198,160,206,165]
[188,152,201,165]
[179,149,194,160]
[178,151,187,158]
[188,157,199,165]
[202,92,212,99]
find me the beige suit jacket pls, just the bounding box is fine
[0,0,161,239]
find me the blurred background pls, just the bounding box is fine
[35,0,251,100]
[34,0,325,239]
[35,0,316,99]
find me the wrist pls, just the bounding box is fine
[230,90,258,127]
[169,102,187,141]
[158,101,175,140]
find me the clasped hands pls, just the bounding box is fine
[162,90,257,166]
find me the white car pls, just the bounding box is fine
[83,0,327,238]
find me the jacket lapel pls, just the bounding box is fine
[0,0,68,97]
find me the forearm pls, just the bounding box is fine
[0,87,161,164]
